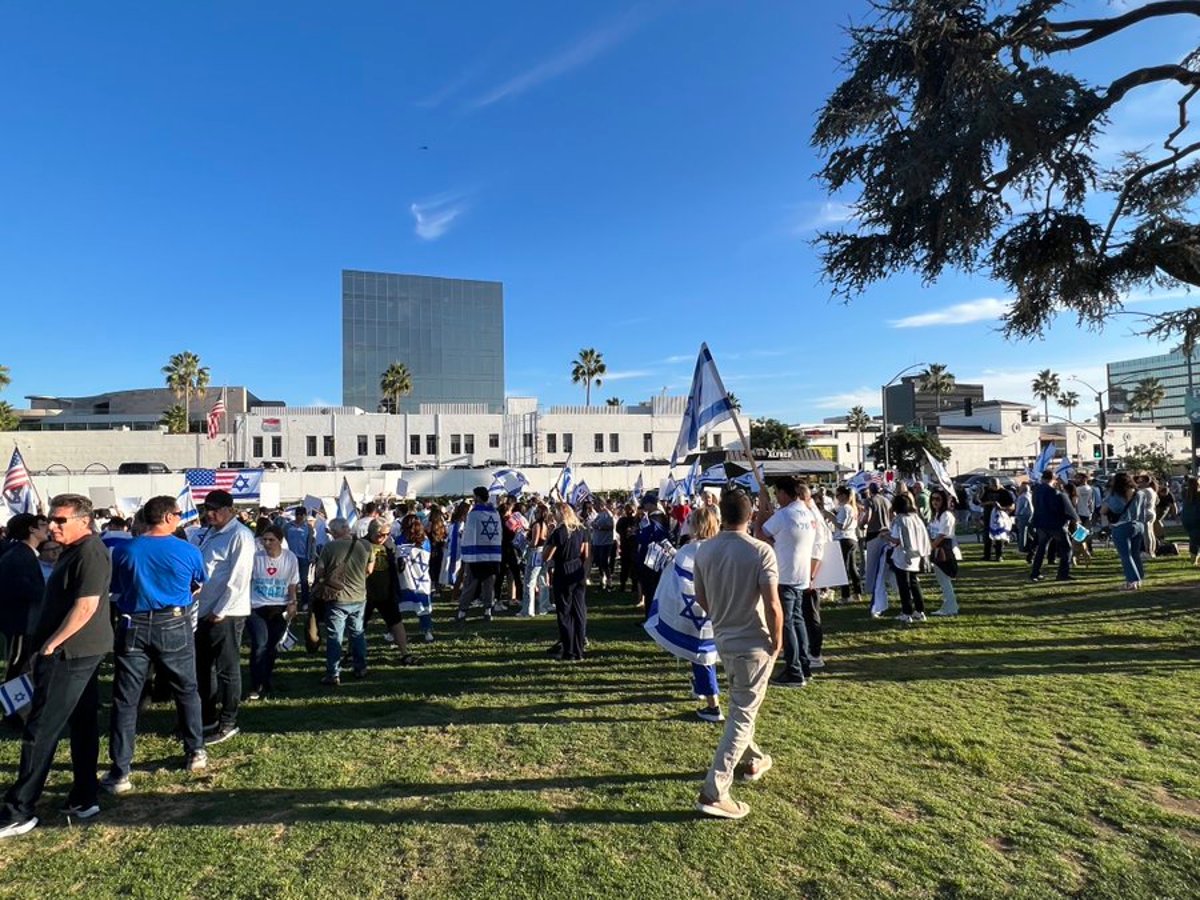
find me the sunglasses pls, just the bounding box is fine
[48,514,88,526]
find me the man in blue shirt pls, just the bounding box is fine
[101,495,208,795]
[284,507,316,610]
[1029,471,1079,583]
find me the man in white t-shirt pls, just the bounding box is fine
[756,476,824,686]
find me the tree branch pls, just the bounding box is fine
[1048,1,1200,51]
[1099,140,1200,256]
[1167,85,1199,153]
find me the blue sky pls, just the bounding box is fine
[1,1,1196,422]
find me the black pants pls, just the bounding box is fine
[890,560,925,615]
[802,589,823,659]
[553,580,587,659]
[1030,527,1071,580]
[838,539,863,600]
[195,616,245,729]
[982,531,1004,560]
[618,539,637,590]
[498,546,523,601]
[638,564,662,621]
[2,651,104,819]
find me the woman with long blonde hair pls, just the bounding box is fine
[543,502,590,660]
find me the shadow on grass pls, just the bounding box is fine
[49,771,702,828]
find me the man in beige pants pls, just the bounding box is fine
[692,489,782,820]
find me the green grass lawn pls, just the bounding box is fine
[0,537,1197,899]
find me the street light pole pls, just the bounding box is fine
[881,362,929,475]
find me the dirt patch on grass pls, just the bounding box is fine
[1150,786,1200,819]
[883,804,921,824]
[1087,813,1127,840]
[985,835,1016,854]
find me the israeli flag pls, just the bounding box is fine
[570,480,592,506]
[337,478,358,527]
[1056,456,1075,480]
[922,449,956,495]
[490,468,529,496]
[671,343,737,467]
[731,465,765,492]
[556,456,574,500]
[277,629,298,652]
[662,475,678,504]
[697,463,728,487]
[0,674,33,716]
[847,470,872,492]
[683,456,701,497]
[1030,443,1057,480]
[176,482,199,526]
[632,472,644,504]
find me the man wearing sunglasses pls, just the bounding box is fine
[0,494,112,838]
[101,496,208,796]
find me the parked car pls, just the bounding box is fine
[303,464,329,472]
[261,460,291,471]
[117,462,171,475]
[218,460,249,469]
[379,463,406,471]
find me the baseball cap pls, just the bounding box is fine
[204,490,234,510]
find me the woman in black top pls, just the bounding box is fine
[543,503,590,661]
[615,504,639,592]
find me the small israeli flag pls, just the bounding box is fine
[570,480,592,506]
[683,456,701,497]
[277,629,298,652]
[697,463,728,487]
[556,456,574,500]
[176,482,199,526]
[1030,443,1057,480]
[0,674,34,716]
[491,468,529,496]
[1055,456,1075,480]
[632,472,644,504]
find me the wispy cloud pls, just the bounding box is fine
[813,387,880,412]
[890,297,1011,328]
[415,60,492,109]
[603,369,654,382]
[466,4,661,109]
[662,353,693,364]
[410,192,469,241]
[791,201,856,235]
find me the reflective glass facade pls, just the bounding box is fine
[342,271,505,413]
[1108,349,1200,427]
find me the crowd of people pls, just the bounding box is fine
[0,463,1192,833]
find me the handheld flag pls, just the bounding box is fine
[0,674,33,716]
[176,482,199,526]
[337,478,358,526]
[632,472,644,504]
[671,343,736,467]
[555,456,574,501]
[697,463,728,487]
[3,447,40,516]
[683,456,701,497]
[490,468,529,497]
[1030,443,1057,480]
[1055,456,1075,480]
[570,481,592,506]
[731,465,765,492]
[922,449,956,495]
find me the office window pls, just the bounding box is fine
[375,435,386,455]
[426,434,438,455]
[357,434,368,456]
[523,433,533,448]
[594,433,604,452]
[465,434,475,454]
[609,433,619,453]
[252,436,263,458]
[712,433,722,447]
[563,433,573,453]
[306,435,317,457]
[489,433,500,448]
[643,433,653,453]
[450,434,462,455]
[700,434,709,450]
[271,436,282,457]
[323,436,335,456]
[547,433,557,454]
[410,434,421,456]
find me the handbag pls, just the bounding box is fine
[932,542,959,578]
[311,537,358,604]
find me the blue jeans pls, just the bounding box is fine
[246,605,289,692]
[691,663,719,698]
[778,584,811,678]
[1111,523,1145,583]
[325,603,367,677]
[110,608,205,776]
[3,651,104,819]
[296,558,311,609]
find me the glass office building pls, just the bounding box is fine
[342,271,505,413]
[1107,348,1200,427]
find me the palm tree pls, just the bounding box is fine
[162,351,210,433]
[1129,377,1166,422]
[605,397,622,407]
[161,405,189,434]
[916,363,956,424]
[846,404,872,468]
[0,364,10,392]
[0,401,17,432]
[379,362,413,414]
[728,392,742,412]
[570,349,606,406]
[1057,390,1081,422]
[1031,369,1061,421]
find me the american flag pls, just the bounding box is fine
[185,468,262,503]
[3,447,38,515]
[207,397,226,440]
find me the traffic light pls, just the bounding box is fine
[1092,444,1102,459]
[1107,443,1115,457]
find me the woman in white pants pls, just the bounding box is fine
[928,489,959,616]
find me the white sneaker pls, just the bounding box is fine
[0,815,38,839]
[931,608,957,617]
[423,631,435,643]
[895,614,912,624]
[911,612,927,623]
[808,657,825,669]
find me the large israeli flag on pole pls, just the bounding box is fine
[683,456,701,497]
[671,343,736,467]
[555,456,574,500]
[490,468,529,496]
[697,463,728,487]
[1030,443,1057,480]
[922,449,956,495]
[337,478,358,527]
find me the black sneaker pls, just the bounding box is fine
[0,813,37,839]
[771,672,807,688]
[696,706,725,723]
[60,802,100,820]
[320,674,340,687]
[351,668,367,679]
[207,725,239,746]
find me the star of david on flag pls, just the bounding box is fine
[0,675,33,716]
[185,468,263,504]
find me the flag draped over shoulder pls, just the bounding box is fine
[3,447,40,516]
[671,343,736,467]
[337,478,358,526]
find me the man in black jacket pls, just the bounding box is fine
[1029,472,1079,582]
[0,514,49,684]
